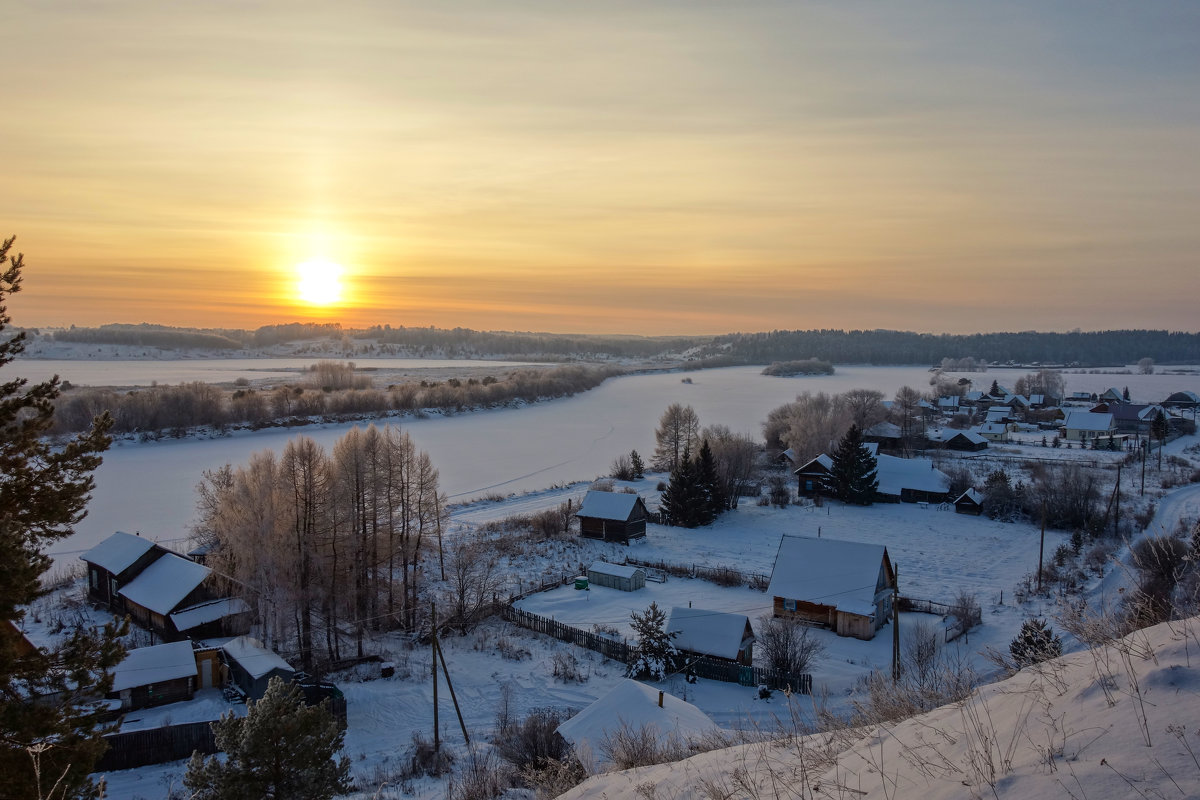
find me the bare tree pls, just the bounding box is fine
[702,424,759,508]
[441,539,506,633]
[841,389,886,431]
[756,615,825,675]
[1138,357,1155,375]
[652,403,700,472]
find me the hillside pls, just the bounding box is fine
[562,616,1200,800]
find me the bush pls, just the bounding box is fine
[756,615,825,675]
[1009,619,1062,668]
[494,708,572,771]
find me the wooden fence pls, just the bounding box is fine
[501,606,811,694]
[898,596,982,643]
[622,557,771,591]
[96,720,217,771]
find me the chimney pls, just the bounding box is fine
[658,691,664,708]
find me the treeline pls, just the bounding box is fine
[761,358,834,376]
[360,324,703,359]
[50,364,622,437]
[709,329,1200,366]
[53,323,242,350]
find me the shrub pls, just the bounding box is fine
[1009,619,1062,668]
[494,708,572,771]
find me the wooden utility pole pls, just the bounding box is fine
[1037,501,1046,593]
[891,563,900,683]
[1113,465,1121,537]
[435,637,470,744]
[431,602,439,751]
[1141,440,1147,497]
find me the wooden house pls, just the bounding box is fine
[118,553,214,640]
[108,640,197,710]
[972,423,1011,443]
[925,429,988,452]
[863,421,903,452]
[666,607,755,665]
[766,536,895,640]
[954,488,984,515]
[794,453,833,498]
[222,636,296,700]
[874,454,951,504]
[576,490,649,544]
[586,561,646,592]
[1063,411,1116,442]
[80,531,168,613]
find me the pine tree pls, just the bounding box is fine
[1009,618,1062,668]
[629,449,645,479]
[825,425,878,505]
[185,676,350,800]
[0,236,124,799]
[694,439,725,520]
[660,446,702,527]
[627,602,678,680]
[989,379,1000,396]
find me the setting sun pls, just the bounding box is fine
[296,259,344,306]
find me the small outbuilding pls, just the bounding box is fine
[577,490,650,544]
[954,488,984,516]
[767,535,895,640]
[586,561,646,592]
[109,640,197,710]
[666,607,755,665]
[222,636,296,700]
[556,680,719,774]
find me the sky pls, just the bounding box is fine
[3,1,1198,336]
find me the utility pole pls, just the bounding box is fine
[1140,439,1147,497]
[1037,500,1046,593]
[1113,465,1121,537]
[891,563,900,683]
[435,636,470,744]
[431,601,439,752]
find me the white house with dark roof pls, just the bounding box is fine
[1063,410,1116,442]
[576,490,649,544]
[767,535,895,640]
[666,607,755,665]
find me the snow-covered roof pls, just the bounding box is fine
[864,422,901,438]
[874,454,950,497]
[666,607,752,661]
[111,641,196,692]
[1165,390,1200,404]
[577,490,642,521]
[170,597,251,631]
[556,680,720,774]
[947,430,988,445]
[794,454,833,473]
[780,447,797,463]
[937,396,959,408]
[1063,411,1115,432]
[118,553,210,616]
[955,488,983,505]
[588,561,643,580]
[985,410,1009,423]
[972,423,1009,436]
[963,391,984,402]
[1029,394,1045,405]
[79,531,158,574]
[222,636,294,679]
[862,441,879,456]
[766,535,890,616]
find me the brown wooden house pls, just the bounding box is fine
[80,531,168,614]
[794,453,833,498]
[108,640,197,710]
[954,488,984,515]
[766,535,895,640]
[118,553,215,640]
[577,490,649,544]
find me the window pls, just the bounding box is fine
[784,598,796,611]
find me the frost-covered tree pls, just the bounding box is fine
[825,424,878,505]
[1009,618,1062,668]
[652,404,699,472]
[185,676,350,800]
[627,602,678,680]
[0,236,125,799]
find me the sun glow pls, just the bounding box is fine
[296,259,344,306]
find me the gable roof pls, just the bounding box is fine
[864,421,902,439]
[794,453,834,474]
[1063,411,1115,432]
[111,641,196,692]
[955,488,983,506]
[118,553,210,616]
[767,536,890,616]
[170,598,251,632]
[666,607,753,661]
[588,561,643,580]
[79,531,158,574]
[946,430,988,446]
[577,490,643,521]
[972,423,1009,436]
[874,454,950,496]
[556,680,719,774]
[222,636,294,679]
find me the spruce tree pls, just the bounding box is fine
[695,438,725,521]
[629,449,645,479]
[185,676,350,800]
[0,237,123,799]
[1009,618,1062,668]
[660,445,704,527]
[627,601,678,680]
[826,425,878,505]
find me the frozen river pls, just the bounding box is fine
[45,363,1200,568]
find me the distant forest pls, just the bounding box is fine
[44,323,1200,366]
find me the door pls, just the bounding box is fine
[199,658,214,689]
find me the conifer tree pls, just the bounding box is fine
[0,237,123,799]
[659,446,701,527]
[695,439,725,520]
[1009,618,1062,668]
[825,424,878,505]
[627,602,678,680]
[628,449,645,480]
[185,676,350,800]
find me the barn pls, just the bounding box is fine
[766,535,895,640]
[80,531,168,613]
[108,640,197,710]
[954,488,984,515]
[586,561,646,592]
[666,607,755,665]
[576,490,649,544]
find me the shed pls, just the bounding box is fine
[666,607,755,665]
[556,680,719,774]
[118,553,212,638]
[576,490,649,544]
[586,561,646,592]
[766,535,894,640]
[109,640,197,710]
[954,488,984,516]
[80,531,167,612]
[222,636,296,700]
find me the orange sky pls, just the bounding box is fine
[4,2,1198,335]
